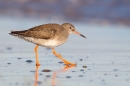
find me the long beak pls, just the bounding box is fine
[73,30,86,39]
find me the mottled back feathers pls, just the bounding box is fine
[10,24,63,39]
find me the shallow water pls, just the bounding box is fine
[0,17,130,86]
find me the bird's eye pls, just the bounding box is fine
[70,27,74,31]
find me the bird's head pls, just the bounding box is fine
[62,23,86,39]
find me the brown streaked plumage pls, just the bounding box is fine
[9,23,86,66]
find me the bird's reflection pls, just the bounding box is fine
[34,65,76,86]
[34,66,39,86]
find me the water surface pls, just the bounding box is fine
[0,17,130,86]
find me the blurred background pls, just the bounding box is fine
[0,0,130,25]
[0,1,130,86]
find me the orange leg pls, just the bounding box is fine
[52,48,76,66]
[34,45,40,66]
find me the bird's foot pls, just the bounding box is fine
[64,61,77,66]
[56,54,76,66]
[36,63,40,66]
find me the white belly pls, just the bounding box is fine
[41,39,61,47]
[23,37,63,47]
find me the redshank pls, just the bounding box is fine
[9,23,86,66]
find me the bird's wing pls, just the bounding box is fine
[11,24,59,39]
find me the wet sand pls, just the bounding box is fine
[0,17,130,86]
